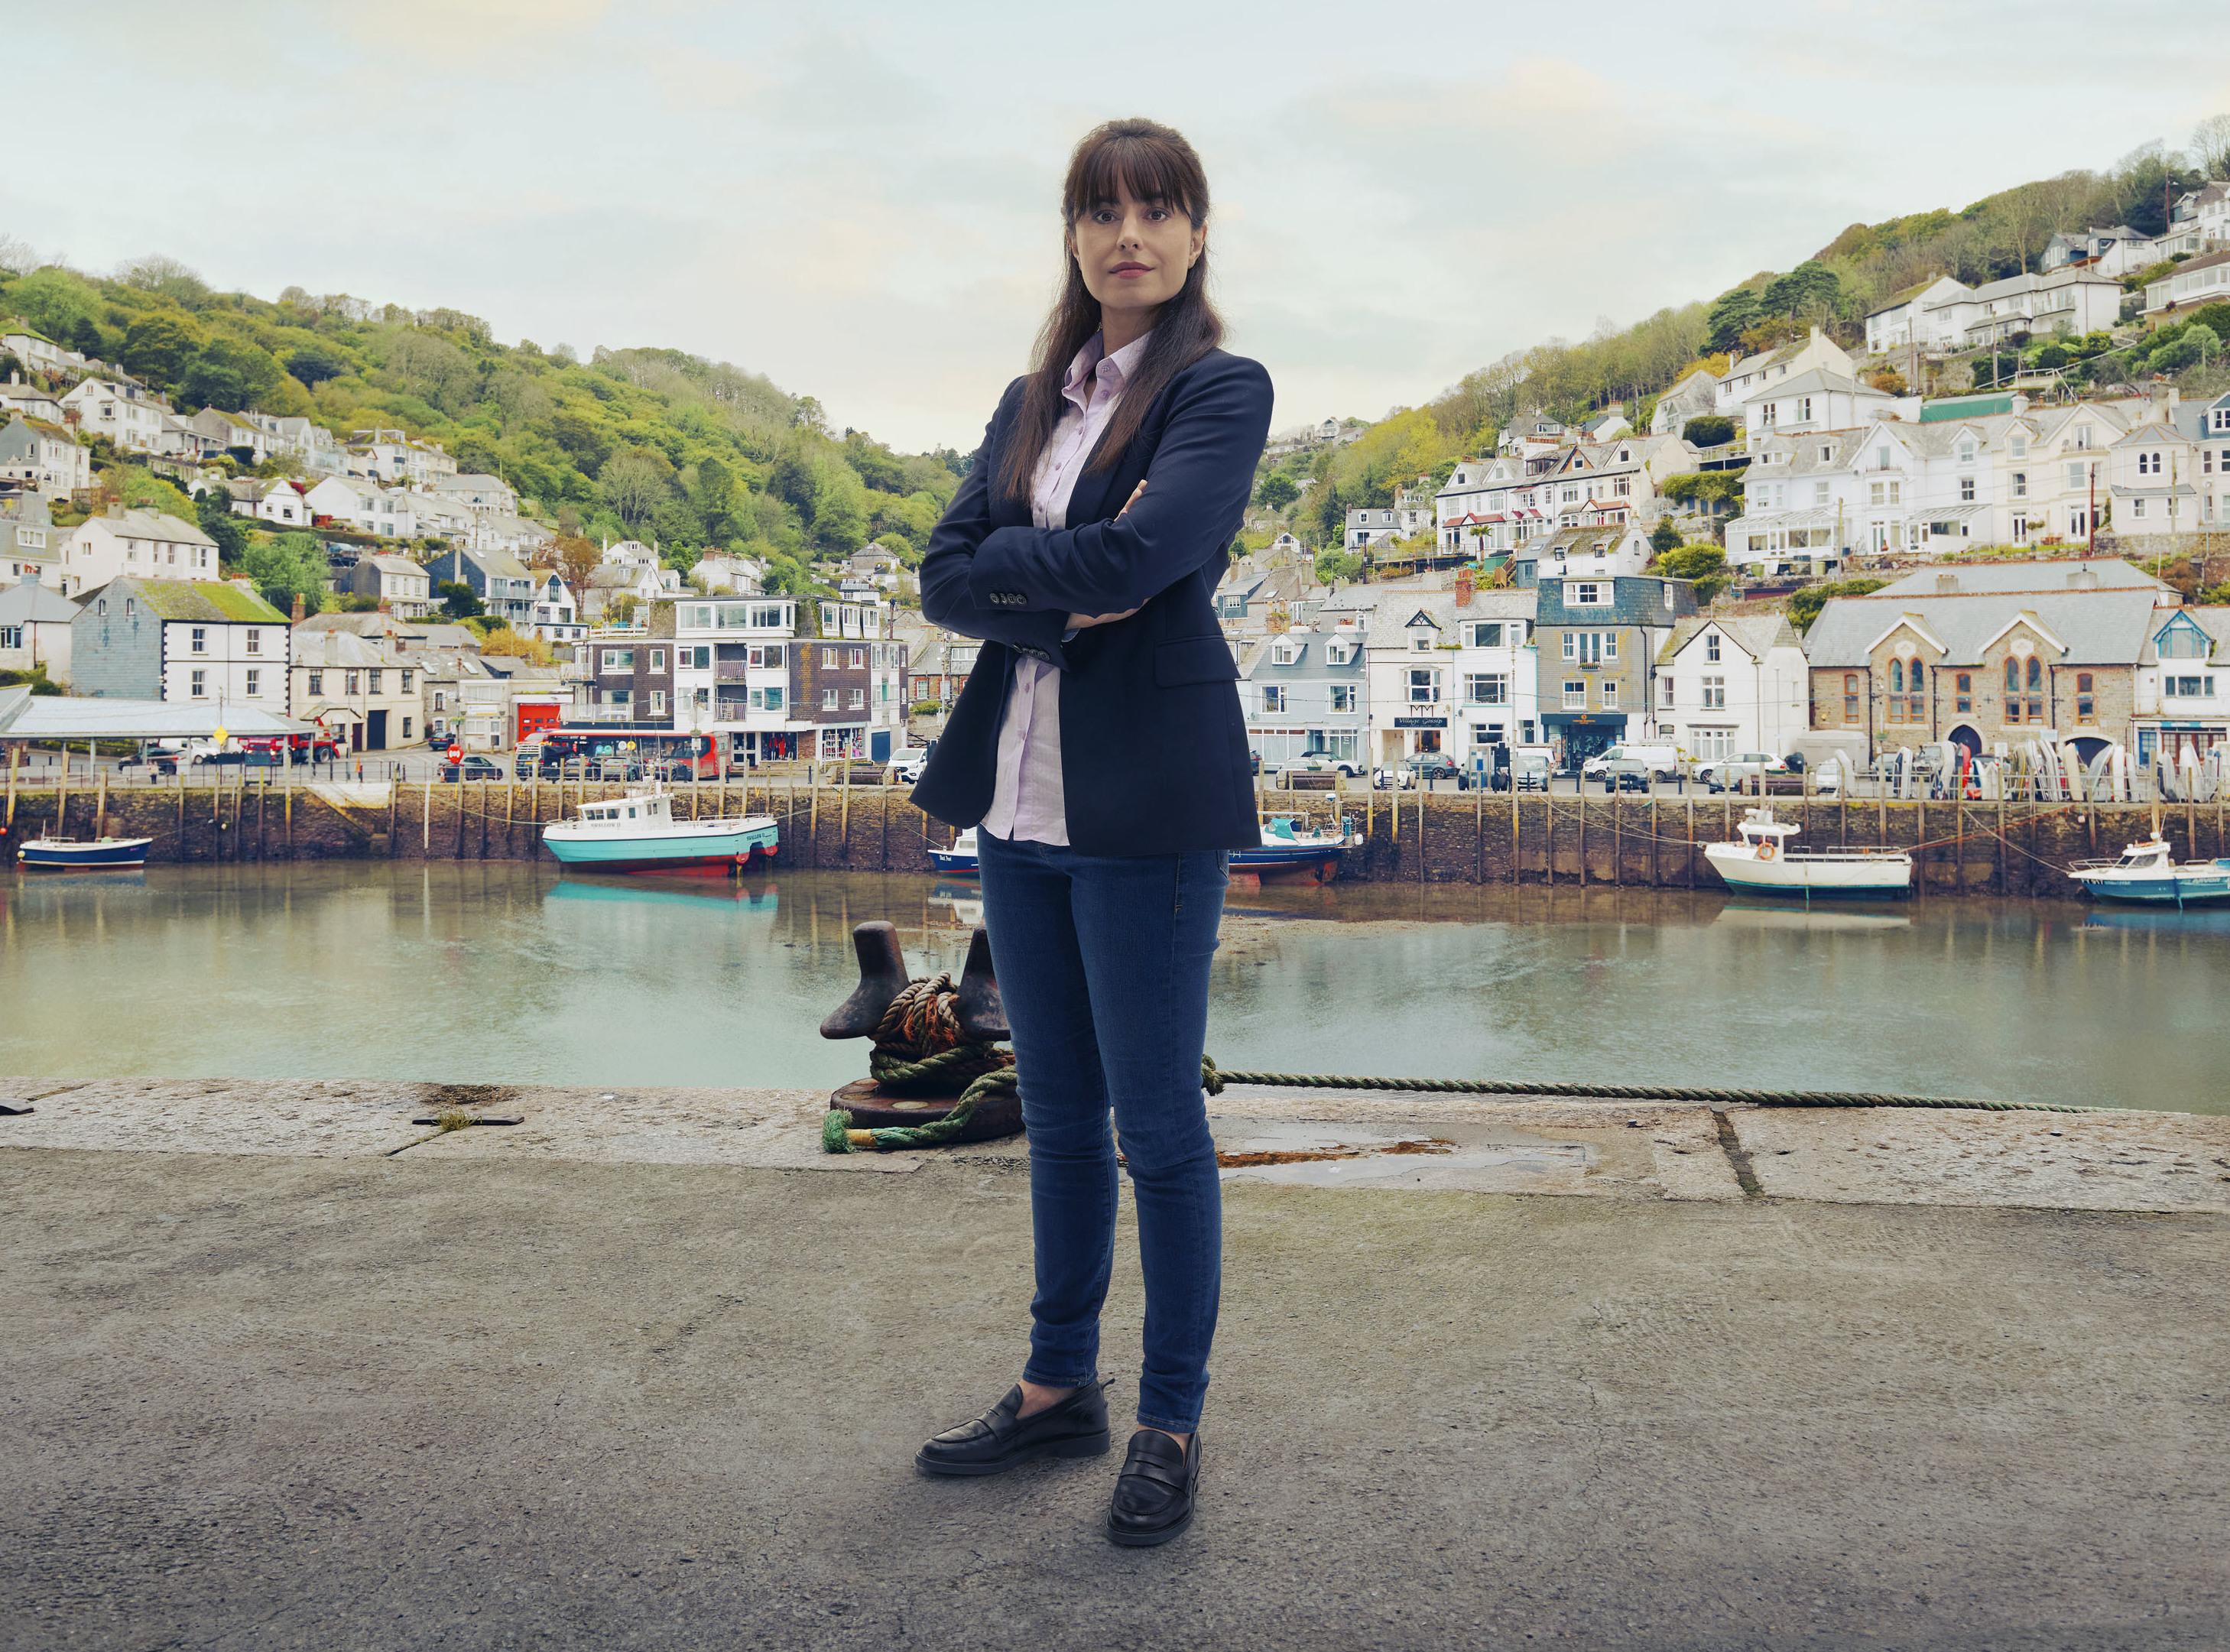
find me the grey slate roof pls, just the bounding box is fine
[1869,560,2168,598]
[1803,589,2169,668]
[1655,614,1800,667]
[0,574,78,625]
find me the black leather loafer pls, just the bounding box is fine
[1105,1429,1199,1547]
[915,1381,1110,1477]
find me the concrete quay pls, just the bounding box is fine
[2,1078,2226,1650]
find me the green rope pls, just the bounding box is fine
[823,1066,1018,1153]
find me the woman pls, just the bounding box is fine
[908,117,1271,1548]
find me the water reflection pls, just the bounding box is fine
[1,863,2222,1113]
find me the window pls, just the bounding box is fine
[1601,680,1619,709]
[1567,582,1602,605]
[1261,685,1287,712]
[1325,640,1354,665]
[402,719,412,740]
[603,650,633,672]
[2167,675,2216,697]
[1705,632,1721,663]
[1870,482,1884,507]
[1270,640,1300,664]
[822,646,839,668]
[367,670,382,694]
[2138,452,2160,475]
[1407,669,1439,704]
[245,669,260,696]
[2157,625,2210,659]
[346,670,360,695]
[1328,685,1355,712]
[1843,671,1860,725]
[307,672,323,696]
[2010,436,2027,460]
[1466,623,1502,647]
[1563,680,1586,709]
[190,669,206,697]
[2012,472,2027,498]
[1661,675,1675,708]
[651,690,667,714]
[1464,673,1508,705]
[246,628,261,655]
[1411,633,1433,653]
[1959,477,1975,501]
[821,688,838,709]
[401,670,414,691]
[1956,672,1972,714]
[849,688,866,709]
[649,649,665,671]
[191,626,206,654]
[1702,676,1725,709]
[2075,673,2095,723]
[2133,498,2147,519]
[848,647,864,669]
[1957,441,1975,465]
[1813,481,1830,506]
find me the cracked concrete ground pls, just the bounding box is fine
[1,1082,2226,1650]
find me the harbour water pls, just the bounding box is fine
[2,863,2223,1114]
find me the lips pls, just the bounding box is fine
[1110,263,1152,276]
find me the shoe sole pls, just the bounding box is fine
[914,1430,1111,1478]
[1105,1505,1195,1547]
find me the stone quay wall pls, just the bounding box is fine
[4,771,2224,898]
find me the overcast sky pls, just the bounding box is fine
[15,2,2230,452]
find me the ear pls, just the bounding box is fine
[1188,226,1206,268]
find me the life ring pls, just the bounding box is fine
[1756,839,1777,861]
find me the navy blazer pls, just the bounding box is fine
[911,348,1274,856]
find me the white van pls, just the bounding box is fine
[1580,742,1683,782]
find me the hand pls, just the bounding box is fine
[1118,479,1147,516]
[1066,606,1141,629]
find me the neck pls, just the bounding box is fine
[1099,305,1157,357]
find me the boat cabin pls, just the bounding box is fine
[576,790,674,828]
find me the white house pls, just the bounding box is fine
[1343,507,1404,551]
[1864,275,1969,355]
[1924,266,2124,347]
[429,472,521,516]
[2141,248,2230,321]
[0,568,78,685]
[1716,329,1855,417]
[57,378,183,456]
[2171,181,2230,255]
[1,495,60,583]
[301,475,418,539]
[226,477,312,527]
[1741,368,1914,442]
[524,572,586,645]
[2040,226,2162,280]
[70,576,292,710]
[1654,615,1808,763]
[2106,419,2201,539]
[0,413,89,501]
[59,509,219,597]
[351,553,434,618]
[1649,368,1719,436]
[1362,589,1542,769]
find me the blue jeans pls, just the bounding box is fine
[976,830,1228,1434]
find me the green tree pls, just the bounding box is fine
[12,268,101,342]
[1649,518,1685,558]
[437,579,484,619]
[1761,261,1841,324]
[1313,548,1364,583]
[1787,577,1888,633]
[811,463,869,552]
[1255,472,1300,511]
[121,312,203,387]
[1657,542,1728,602]
[287,345,347,387]
[182,336,281,411]
[193,488,250,568]
[1682,415,1734,449]
[1706,287,1760,355]
[242,531,330,609]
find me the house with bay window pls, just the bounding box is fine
[1243,615,1370,772]
[1516,524,1693,768]
[2133,606,2230,767]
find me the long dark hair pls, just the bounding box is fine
[995,118,1225,501]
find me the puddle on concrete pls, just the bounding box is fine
[1209,1120,1589,1187]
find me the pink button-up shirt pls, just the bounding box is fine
[981,329,1152,845]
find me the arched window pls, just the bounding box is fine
[2026,657,2043,691]
[1890,660,1904,693]
[2005,658,2020,693]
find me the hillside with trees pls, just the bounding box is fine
[0,245,963,598]
[1271,122,2230,558]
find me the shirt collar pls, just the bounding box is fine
[1063,329,1154,401]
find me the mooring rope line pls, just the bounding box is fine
[820,1018,2113,1152]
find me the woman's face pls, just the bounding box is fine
[1069,180,1204,326]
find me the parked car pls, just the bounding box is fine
[1698,752,1790,794]
[440,755,508,783]
[1598,758,1651,793]
[888,748,933,784]
[1508,752,1553,792]
[1283,752,1362,779]
[1581,742,1683,783]
[1811,755,1845,796]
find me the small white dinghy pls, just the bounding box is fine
[1703,807,1913,900]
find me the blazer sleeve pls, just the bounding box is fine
[917,388,1073,664]
[962,355,1273,624]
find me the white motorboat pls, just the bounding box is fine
[2068,837,2230,907]
[542,784,777,875]
[1703,807,1913,899]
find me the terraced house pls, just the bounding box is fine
[1517,525,1695,768]
[1242,613,1369,772]
[69,578,291,710]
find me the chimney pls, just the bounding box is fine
[1935,573,1960,595]
[291,592,306,622]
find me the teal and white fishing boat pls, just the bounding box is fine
[542,784,777,875]
[2068,836,2230,907]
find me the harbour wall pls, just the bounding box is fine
[5,773,2224,898]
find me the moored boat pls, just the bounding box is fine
[927,813,1358,884]
[1702,807,1912,899]
[16,835,154,870]
[542,785,777,875]
[2067,837,2230,907]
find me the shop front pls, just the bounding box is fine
[1540,710,1627,769]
